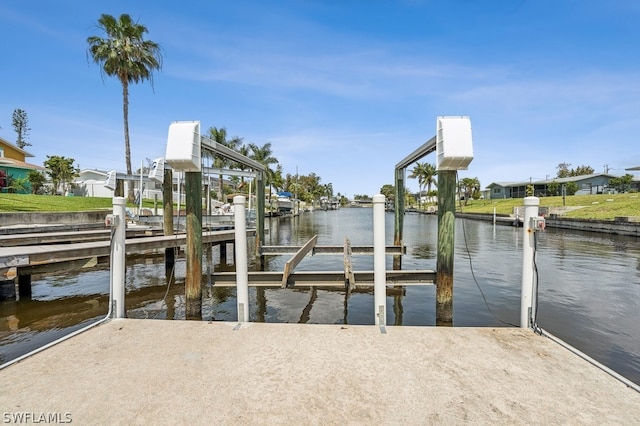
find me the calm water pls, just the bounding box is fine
[1,208,639,385]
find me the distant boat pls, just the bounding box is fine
[276,191,293,213]
[320,196,339,210]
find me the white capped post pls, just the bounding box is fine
[520,196,540,328]
[373,194,387,328]
[234,196,249,323]
[111,197,126,318]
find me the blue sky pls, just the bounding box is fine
[1,0,639,198]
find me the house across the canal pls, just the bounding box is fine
[486,173,630,199]
[0,136,45,194]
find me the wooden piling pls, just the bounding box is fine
[393,168,405,270]
[184,171,203,320]
[18,275,31,300]
[256,170,265,250]
[163,169,175,271]
[343,237,356,296]
[220,243,227,264]
[436,169,456,326]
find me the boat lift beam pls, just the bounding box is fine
[212,270,436,287]
[199,134,267,247]
[261,245,405,256]
[394,135,437,251]
[282,235,318,288]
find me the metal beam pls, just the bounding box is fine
[261,245,405,256]
[212,270,436,286]
[202,167,259,179]
[282,235,318,287]
[200,135,266,172]
[395,135,437,170]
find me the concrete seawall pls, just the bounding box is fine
[458,213,640,237]
[2,210,639,237]
[0,211,109,233]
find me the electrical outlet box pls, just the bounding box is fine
[530,216,546,231]
[105,214,120,228]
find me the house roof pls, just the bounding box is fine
[0,136,35,158]
[78,168,110,177]
[0,157,45,171]
[486,173,618,189]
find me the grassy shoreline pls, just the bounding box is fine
[456,193,640,220]
[2,193,639,221]
[0,194,151,212]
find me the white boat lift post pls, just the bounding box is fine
[234,196,249,323]
[521,196,544,328]
[373,194,387,331]
[108,197,127,318]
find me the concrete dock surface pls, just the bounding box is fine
[1,319,639,425]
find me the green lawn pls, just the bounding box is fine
[457,193,640,220]
[0,194,154,212]
[2,193,639,221]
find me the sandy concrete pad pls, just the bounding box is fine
[1,319,639,425]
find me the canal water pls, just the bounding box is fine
[1,208,639,386]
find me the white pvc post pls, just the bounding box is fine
[520,196,539,328]
[139,160,143,214]
[112,197,126,318]
[373,194,386,326]
[234,196,249,322]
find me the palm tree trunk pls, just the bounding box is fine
[122,79,134,202]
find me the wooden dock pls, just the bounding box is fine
[0,229,250,270]
[1,319,639,424]
[0,229,251,297]
[0,228,163,247]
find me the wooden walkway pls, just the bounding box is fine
[0,229,251,270]
[0,228,163,247]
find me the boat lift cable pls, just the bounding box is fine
[0,227,118,371]
[457,172,518,327]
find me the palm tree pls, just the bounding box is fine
[248,142,280,199]
[409,162,427,209]
[409,162,438,209]
[458,177,481,206]
[423,163,437,195]
[248,142,279,175]
[208,127,243,201]
[87,14,163,201]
